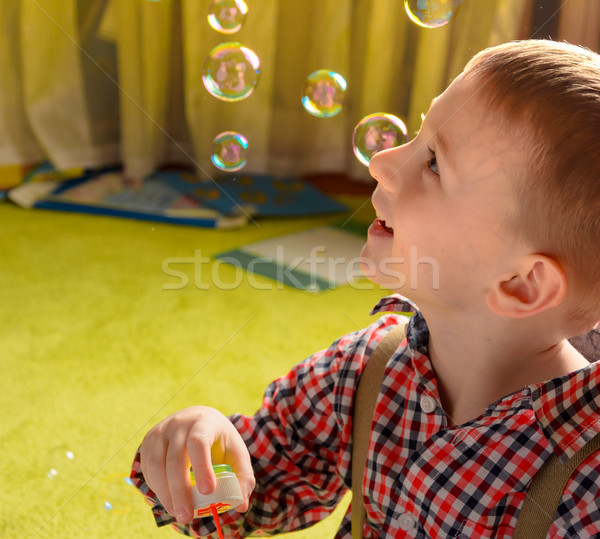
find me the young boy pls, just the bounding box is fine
[131,40,600,537]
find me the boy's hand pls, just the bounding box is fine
[140,406,255,525]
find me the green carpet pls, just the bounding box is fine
[0,197,386,538]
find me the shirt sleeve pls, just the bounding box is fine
[129,314,404,538]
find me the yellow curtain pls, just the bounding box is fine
[0,0,583,183]
[115,0,177,177]
[0,2,43,164]
[20,0,120,169]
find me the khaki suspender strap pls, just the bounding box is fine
[513,432,600,539]
[351,323,407,539]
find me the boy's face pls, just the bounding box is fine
[361,72,529,311]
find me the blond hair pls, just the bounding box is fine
[465,40,600,330]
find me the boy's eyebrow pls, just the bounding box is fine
[429,128,453,173]
[430,129,448,158]
[424,96,454,173]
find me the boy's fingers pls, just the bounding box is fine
[165,430,195,524]
[140,436,175,516]
[153,464,176,517]
[187,425,216,495]
[235,470,256,512]
[228,431,256,511]
[187,423,255,513]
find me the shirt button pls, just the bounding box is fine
[398,513,416,530]
[420,395,437,413]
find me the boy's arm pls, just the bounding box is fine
[224,338,357,534]
[130,345,351,538]
[130,315,401,538]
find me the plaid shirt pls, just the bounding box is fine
[131,295,600,538]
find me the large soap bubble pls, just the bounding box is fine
[211,131,248,171]
[203,42,260,102]
[207,0,248,34]
[352,113,408,166]
[404,0,462,28]
[301,69,347,118]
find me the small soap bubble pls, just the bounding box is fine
[404,0,462,28]
[203,42,260,102]
[352,113,408,166]
[47,468,58,479]
[66,451,74,460]
[208,0,248,34]
[211,131,249,172]
[302,70,347,118]
[103,501,113,511]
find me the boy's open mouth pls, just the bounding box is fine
[376,217,394,234]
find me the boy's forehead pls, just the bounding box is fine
[425,77,485,152]
[430,73,518,138]
[429,73,480,118]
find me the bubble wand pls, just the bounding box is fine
[210,503,224,539]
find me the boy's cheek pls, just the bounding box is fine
[378,259,408,289]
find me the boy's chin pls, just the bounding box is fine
[360,260,407,291]
[361,269,415,295]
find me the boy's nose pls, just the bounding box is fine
[369,146,400,191]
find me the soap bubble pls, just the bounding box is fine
[103,501,113,511]
[212,131,248,171]
[404,0,462,28]
[66,451,74,460]
[47,468,58,479]
[208,0,248,34]
[203,42,260,102]
[352,113,408,166]
[302,70,347,118]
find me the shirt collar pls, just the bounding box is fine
[370,293,419,317]
[370,294,429,354]
[530,363,600,462]
[370,294,600,463]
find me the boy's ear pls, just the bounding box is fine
[487,255,567,318]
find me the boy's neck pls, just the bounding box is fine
[420,308,589,427]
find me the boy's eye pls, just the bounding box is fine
[427,146,439,175]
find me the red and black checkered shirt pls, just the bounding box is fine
[131,295,600,538]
